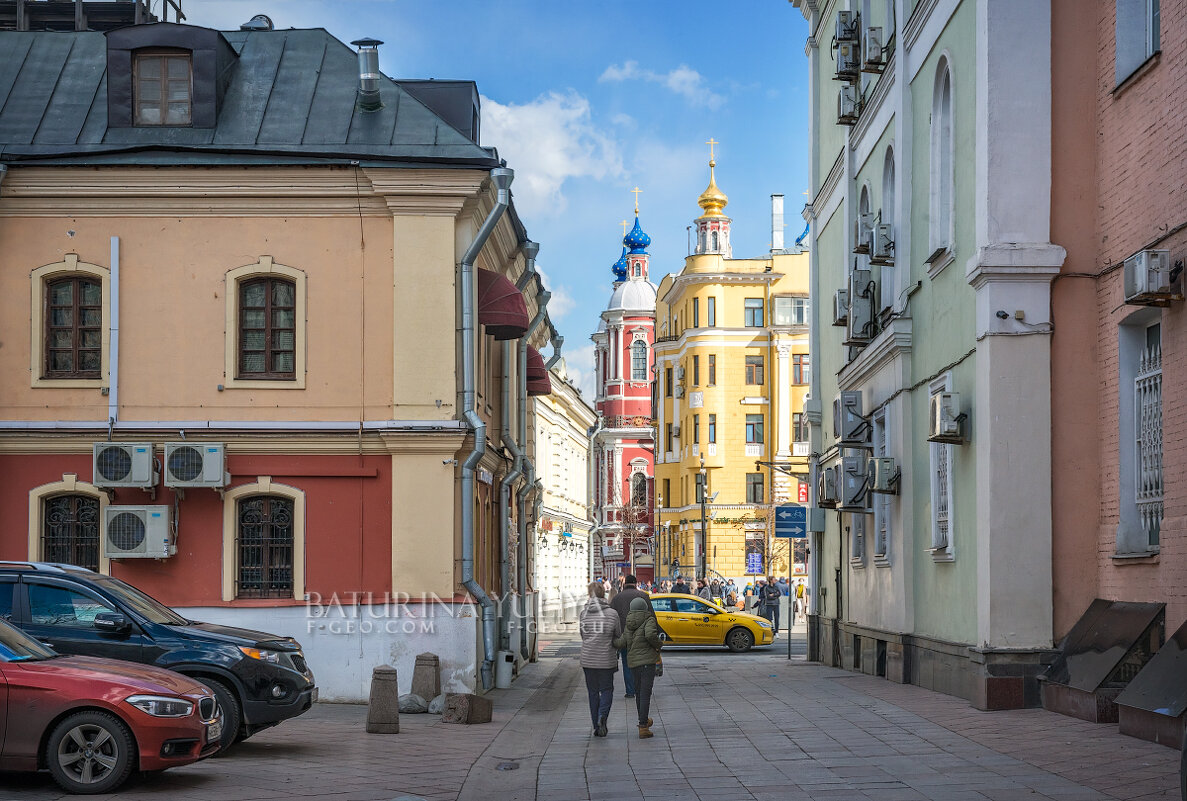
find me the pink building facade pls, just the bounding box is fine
[590,214,657,582]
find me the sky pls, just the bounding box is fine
[183,0,812,400]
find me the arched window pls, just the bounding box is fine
[882,146,896,226]
[711,231,719,251]
[235,495,295,599]
[42,494,101,572]
[240,277,296,378]
[858,184,871,253]
[45,277,103,379]
[930,59,954,257]
[631,340,647,380]
[631,473,648,507]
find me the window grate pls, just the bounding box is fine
[236,496,295,599]
[934,442,949,549]
[42,495,100,571]
[1135,333,1162,547]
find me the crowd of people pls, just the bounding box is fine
[578,572,810,740]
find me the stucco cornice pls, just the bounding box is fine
[0,429,468,456]
[812,148,845,216]
[838,317,913,393]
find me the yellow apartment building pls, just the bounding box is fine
[653,157,809,582]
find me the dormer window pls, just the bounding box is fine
[135,51,192,126]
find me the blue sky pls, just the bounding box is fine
[186,1,811,398]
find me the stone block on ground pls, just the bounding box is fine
[443,692,493,724]
[428,693,446,715]
[398,693,429,713]
[365,664,400,734]
[411,652,441,701]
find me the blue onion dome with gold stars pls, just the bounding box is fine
[624,215,651,254]
[611,246,629,281]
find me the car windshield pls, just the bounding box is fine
[0,618,57,661]
[92,577,189,626]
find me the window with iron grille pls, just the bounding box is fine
[42,495,100,572]
[45,277,102,379]
[873,408,890,560]
[239,278,296,379]
[745,355,764,385]
[236,496,295,599]
[929,379,954,555]
[134,51,193,126]
[1135,323,1162,547]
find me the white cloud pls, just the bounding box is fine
[564,343,598,401]
[535,265,575,321]
[599,61,725,110]
[481,91,624,219]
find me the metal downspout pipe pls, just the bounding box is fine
[545,332,564,369]
[460,167,513,690]
[518,289,549,659]
[498,339,523,650]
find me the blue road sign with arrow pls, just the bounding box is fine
[774,504,808,538]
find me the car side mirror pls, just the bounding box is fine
[93,612,130,633]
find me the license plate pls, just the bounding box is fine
[206,718,223,744]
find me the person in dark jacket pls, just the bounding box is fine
[613,597,663,739]
[579,582,621,737]
[609,574,653,698]
[760,574,782,633]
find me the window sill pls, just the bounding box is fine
[1113,51,1161,98]
[1111,549,1160,565]
[223,377,306,390]
[926,247,954,279]
[929,547,954,563]
[850,557,866,569]
[873,555,891,568]
[32,377,105,389]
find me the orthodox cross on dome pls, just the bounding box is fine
[706,137,719,164]
[621,220,628,236]
[631,186,643,215]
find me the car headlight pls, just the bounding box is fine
[757,620,773,629]
[126,695,195,717]
[239,646,282,663]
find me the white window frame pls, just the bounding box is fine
[928,375,955,561]
[1115,0,1160,85]
[872,407,891,564]
[928,56,955,275]
[630,340,648,381]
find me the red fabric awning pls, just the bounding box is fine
[527,374,552,396]
[526,345,548,381]
[477,269,529,340]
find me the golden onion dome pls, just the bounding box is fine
[698,159,728,218]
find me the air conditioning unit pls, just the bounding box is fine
[853,213,872,254]
[163,443,229,488]
[675,367,685,380]
[928,391,964,443]
[674,385,685,398]
[867,456,900,494]
[838,84,860,125]
[103,505,175,559]
[93,443,156,488]
[832,390,868,446]
[671,425,681,438]
[836,10,859,43]
[840,454,868,510]
[1122,249,1178,305]
[871,223,895,265]
[845,269,874,346]
[817,465,838,508]
[862,26,884,73]
[835,40,860,81]
[833,289,849,326]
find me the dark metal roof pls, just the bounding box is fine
[0,26,499,168]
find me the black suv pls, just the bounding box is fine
[0,562,316,751]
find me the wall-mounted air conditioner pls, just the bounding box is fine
[833,390,868,446]
[833,289,849,326]
[164,443,229,488]
[853,214,872,254]
[862,26,884,73]
[840,454,868,510]
[103,505,175,559]
[674,385,685,398]
[845,269,874,346]
[836,40,860,81]
[1123,249,1178,306]
[675,367,685,380]
[93,443,156,488]
[838,84,860,125]
[836,11,859,43]
[867,456,900,494]
[671,425,681,438]
[817,466,838,508]
[871,223,895,265]
[928,392,964,443]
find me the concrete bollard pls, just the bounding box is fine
[411,652,441,701]
[365,664,400,734]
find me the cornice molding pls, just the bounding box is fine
[838,317,913,392]
[851,54,896,148]
[813,148,845,216]
[904,0,941,52]
[0,429,469,456]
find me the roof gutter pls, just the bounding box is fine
[460,166,513,690]
[545,332,564,370]
[517,288,549,660]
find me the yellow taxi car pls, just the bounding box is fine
[648,593,774,652]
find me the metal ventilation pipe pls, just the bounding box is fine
[351,38,384,112]
[460,167,513,690]
[771,193,785,252]
[545,333,564,369]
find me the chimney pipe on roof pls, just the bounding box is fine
[771,193,785,252]
[351,38,384,112]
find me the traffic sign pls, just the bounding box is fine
[774,504,808,538]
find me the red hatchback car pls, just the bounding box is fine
[0,618,221,794]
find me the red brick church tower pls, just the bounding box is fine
[590,198,657,582]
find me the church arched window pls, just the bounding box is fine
[711,231,719,251]
[631,340,647,380]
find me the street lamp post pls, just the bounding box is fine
[656,492,664,577]
[698,457,708,581]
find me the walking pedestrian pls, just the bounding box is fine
[613,597,663,739]
[579,582,621,737]
[672,576,690,595]
[609,575,653,699]
[725,578,738,607]
[761,574,782,633]
[795,580,807,622]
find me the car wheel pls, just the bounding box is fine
[46,710,135,795]
[725,627,754,653]
[198,678,241,755]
